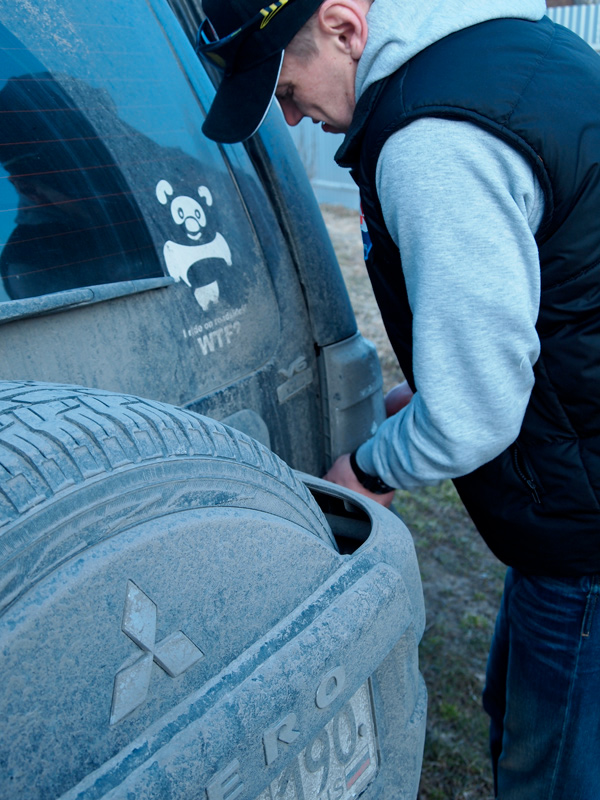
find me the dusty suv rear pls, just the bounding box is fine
[0,1,426,798]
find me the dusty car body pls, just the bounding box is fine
[0,1,426,797]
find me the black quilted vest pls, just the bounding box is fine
[336,17,600,575]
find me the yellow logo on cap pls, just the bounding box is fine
[259,0,289,29]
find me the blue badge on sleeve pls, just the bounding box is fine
[360,205,372,261]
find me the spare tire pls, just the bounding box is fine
[0,381,334,611]
[0,382,343,799]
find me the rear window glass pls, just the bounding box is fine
[0,0,280,340]
[0,21,164,300]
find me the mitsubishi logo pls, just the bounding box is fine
[110,581,204,725]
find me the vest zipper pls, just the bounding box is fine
[511,444,541,504]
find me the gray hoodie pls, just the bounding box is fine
[354,0,549,491]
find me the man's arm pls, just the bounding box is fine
[325,117,544,494]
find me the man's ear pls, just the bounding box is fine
[316,0,369,60]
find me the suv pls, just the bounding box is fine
[0,1,426,798]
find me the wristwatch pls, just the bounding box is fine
[349,449,395,495]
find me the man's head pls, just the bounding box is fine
[199,0,370,143]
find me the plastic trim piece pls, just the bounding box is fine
[0,277,174,324]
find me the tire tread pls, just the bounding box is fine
[0,382,328,539]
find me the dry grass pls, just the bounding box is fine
[321,204,506,800]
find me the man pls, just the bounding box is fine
[197,0,600,797]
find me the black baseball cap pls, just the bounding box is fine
[198,0,323,143]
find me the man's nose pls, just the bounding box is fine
[279,100,304,127]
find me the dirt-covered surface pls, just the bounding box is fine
[321,204,506,800]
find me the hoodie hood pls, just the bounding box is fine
[356,0,547,99]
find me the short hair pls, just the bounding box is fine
[285,9,320,59]
[285,0,373,60]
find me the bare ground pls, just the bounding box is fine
[321,204,506,800]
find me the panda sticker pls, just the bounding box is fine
[155,179,232,311]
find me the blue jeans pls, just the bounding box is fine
[482,568,600,800]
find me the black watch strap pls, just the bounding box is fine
[349,449,395,495]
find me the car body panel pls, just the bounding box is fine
[0,1,425,797]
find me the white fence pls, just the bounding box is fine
[288,121,358,209]
[289,5,600,210]
[547,3,600,49]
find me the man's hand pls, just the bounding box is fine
[384,380,413,416]
[323,453,395,508]
[323,382,411,507]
